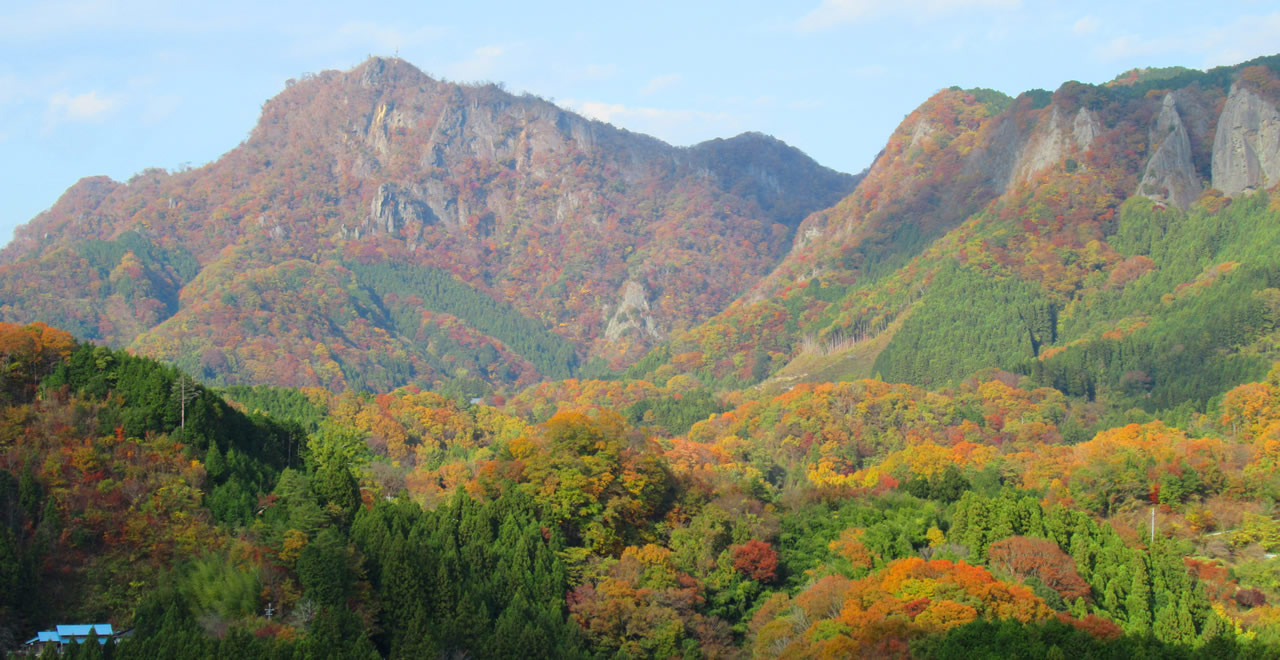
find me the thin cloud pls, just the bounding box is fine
[796,0,1021,32]
[447,44,511,82]
[290,21,449,59]
[1199,12,1280,68]
[1073,16,1100,36]
[562,98,747,146]
[47,90,119,122]
[0,0,125,39]
[1091,12,1280,68]
[571,100,728,125]
[640,74,682,96]
[0,0,248,41]
[1093,33,1182,61]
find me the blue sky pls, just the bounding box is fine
[2,0,1279,248]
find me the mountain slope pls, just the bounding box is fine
[0,57,856,392]
[637,55,1280,416]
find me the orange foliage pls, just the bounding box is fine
[756,558,1053,657]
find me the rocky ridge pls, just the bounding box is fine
[0,57,856,390]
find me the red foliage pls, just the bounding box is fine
[1058,612,1124,641]
[1236,588,1267,608]
[988,536,1091,603]
[903,597,931,618]
[732,539,779,583]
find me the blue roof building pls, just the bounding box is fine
[23,624,119,652]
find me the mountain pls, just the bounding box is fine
[0,57,856,392]
[7,52,1280,417]
[637,55,1280,417]
[13,53,1280,659]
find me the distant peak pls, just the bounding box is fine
[354,55,434,89]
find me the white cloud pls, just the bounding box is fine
[0,0,247,41]
[47,90,119,122]
[562,98,746,145]
[1199,13,1280,68]
[447,44,511,82]
[796,0,1021,31]
[640,74,682,96]
[1091,12,1280,67]
[571,100,728,125]
[1073,16,1100,35]
[0,0,121,39]
[1093,34,1176,61]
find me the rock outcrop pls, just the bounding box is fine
[1010,106,1101,186]
[604,280,661,342]
[368,183,436,235]
[1212,84,1280,195]
[1139,93,1201,210]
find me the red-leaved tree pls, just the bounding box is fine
[732,539,779,583]
[988,536,1091,603]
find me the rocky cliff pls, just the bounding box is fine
[1212,83,1280,195]
[1139,93,1202,210]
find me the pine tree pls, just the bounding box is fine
[1124,554,1152,634]
[204,442,226,483]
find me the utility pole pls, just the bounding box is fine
[171,374,199,430]
[1151,507,1156,544]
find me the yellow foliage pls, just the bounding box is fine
[279,529,308,564]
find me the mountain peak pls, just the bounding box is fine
[0,57,854,391]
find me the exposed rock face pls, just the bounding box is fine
[604,280,661,342]
[368,183,436,235]
[962,113,1022,193]
[1139,93,1201,210]
[1011,106,1101,186]
[1171,89,1215,160]
[959,103,1102,196]
[1071,106,1101,149]
[1212,84,1280,195]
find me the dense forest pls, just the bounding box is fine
[5,52,1280,658]
[5,318,1280,658]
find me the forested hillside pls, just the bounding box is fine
[6,319,1280,658]
[8,51,1280,659]
[0,57,856,393]
[635,56,1280,417]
